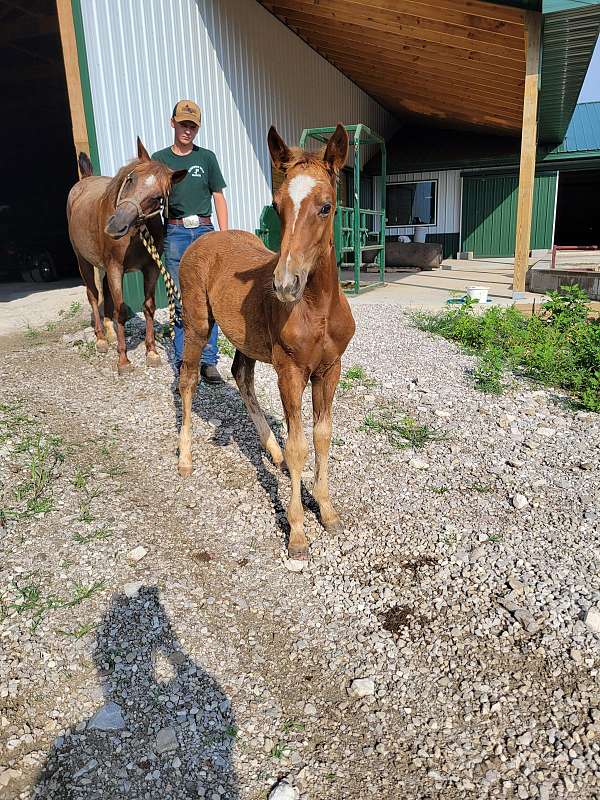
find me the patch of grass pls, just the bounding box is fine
[6,432,64,520]
[270,742,285,759]
[486,533,503,543]
[72,526,112,544]
[431,485,450,495]
[414,285,600,411]
[24,325,42,342]
[281,719,305,734]
[75,340,96,360]
[331,436,345,447]
[325,773,337,782]
[45,320,57,333]
[72,469,89,490]
[9,579,106,631]
[67,300,82,318]
[361,409,445,450]
[105,464,127,478]
[218,335,236,358]
[467,483,493,494]
[338,365,376,393]
[58,622,97,640]
[225,725,239,738]
[78,505,95,524]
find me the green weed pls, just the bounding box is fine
[75,340,96,360]
[414,285,600,411]
[338,365,376,393]
[431,486,450,495]
[270,742,285,759]
[218,335,236,358]
[58,623,97,640]
[72,526,112,544]
[362,409,445,449]
[67,301,82,317]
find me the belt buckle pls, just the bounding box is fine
[182,214,200,229]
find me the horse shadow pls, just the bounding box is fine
[168,364,320,544]
[33,586,239,799]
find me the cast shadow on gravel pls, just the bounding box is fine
[169,372,320,543]
[33,586,239,799]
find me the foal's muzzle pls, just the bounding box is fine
[105,205,138,239]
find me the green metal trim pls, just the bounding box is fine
[71,0,100,173]
[538,5,600,144]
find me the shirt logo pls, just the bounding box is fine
[188,166,205,177]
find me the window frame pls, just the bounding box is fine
[386,178,438,228]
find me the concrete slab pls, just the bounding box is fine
[0,279,87,335]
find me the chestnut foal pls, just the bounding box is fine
[177,125,355,559]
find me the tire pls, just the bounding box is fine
[31,251,57,282]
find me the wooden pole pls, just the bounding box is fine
[513,10,542,299]
[55,0,89,172]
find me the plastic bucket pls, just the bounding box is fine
[466,286,489,303]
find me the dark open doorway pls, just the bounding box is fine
[554,169,600,247]
[0,0,79,282]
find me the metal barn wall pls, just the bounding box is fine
[79,0,396,233]
[461,173,558,258]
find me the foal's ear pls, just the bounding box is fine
[170,168,188,185]
[268,126,291,172]
[324,124,349,175]
[137,137,151,162]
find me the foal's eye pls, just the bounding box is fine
[319,203,332,216]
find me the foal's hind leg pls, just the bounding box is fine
[311,360,342,534]
[101,273,116,346]
[178,329,207,476]
[76,256,108,353]
[106,261,133,375]
[232,352,285,468]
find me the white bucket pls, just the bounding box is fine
[466,286,489,303]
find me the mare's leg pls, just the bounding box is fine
[76,255,107,353]
[178,326,209,477]
[142,267,161,367]
[311,360,342,533]
[101,273,116,345]
[106,262,132,375]
[277,364,309,559]
[232,351,285,468]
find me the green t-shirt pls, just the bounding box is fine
[151,144,226,218]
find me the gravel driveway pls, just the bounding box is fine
[1,304,598,800]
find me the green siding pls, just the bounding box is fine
[425,233,460,260]
[123,271,168,315]
[461,173,557,258]
[71,0,100,174]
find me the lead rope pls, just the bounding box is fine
[138,223,181,340]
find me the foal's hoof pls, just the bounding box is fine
[96,339,109,354]
[178,463,193,477]
[324,519,344,535]
[146,352,161,368]
[287,541,309,561]
[118,362,134,376]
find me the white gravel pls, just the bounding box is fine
[0,303,598,799]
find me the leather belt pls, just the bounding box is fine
[167,217,211,226]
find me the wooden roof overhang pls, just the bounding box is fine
[258,0,533,135]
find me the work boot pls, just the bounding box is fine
[201,364,224,385]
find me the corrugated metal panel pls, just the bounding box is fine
[461,172,557,256]
[383,171,461,237]
[79,0,396,234]
[538,5,600,144]
[554,101,600,152]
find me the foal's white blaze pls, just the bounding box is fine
[288,174,316,232]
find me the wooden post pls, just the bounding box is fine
[513,10,542,299]
[55,0,89,171]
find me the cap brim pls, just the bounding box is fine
[174,115,200,125]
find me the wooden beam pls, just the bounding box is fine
[55,0,89,168]
[513,10,542,297]
[262,0,525,49]
[265,7,526,62]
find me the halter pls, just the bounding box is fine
[115,171,166,224]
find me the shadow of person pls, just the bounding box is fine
[33,586,239,799]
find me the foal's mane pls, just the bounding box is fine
[283,147,337,181]
[103,158,173,205]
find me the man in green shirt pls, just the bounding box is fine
[152,100,228,384]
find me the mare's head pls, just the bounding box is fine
[268,124,348,303]
[104,138,187,239]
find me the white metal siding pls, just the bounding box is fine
[79,0,396,232]
[384,170,461,236]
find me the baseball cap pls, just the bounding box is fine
[172,100,201,127]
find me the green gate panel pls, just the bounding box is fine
[123,271,168,314]
[255,205,281,251]
[461,173,557,258]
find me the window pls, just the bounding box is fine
[386,180,437,226]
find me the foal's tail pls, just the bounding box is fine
[78,152,94,178]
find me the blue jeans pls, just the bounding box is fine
[164,222,219,366]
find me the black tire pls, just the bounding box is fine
[31,251,57,282]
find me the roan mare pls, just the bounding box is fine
[67,139,187,374]
[177,124,355,559]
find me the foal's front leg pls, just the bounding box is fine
[277,365,309,559]
[142,267,161,367]
[311,360,342,533]
[106,262,133,375]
